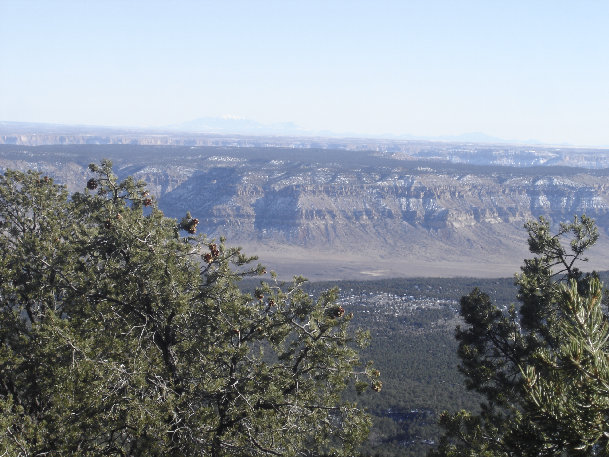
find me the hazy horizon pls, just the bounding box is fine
[2,1,609,146]
[0,118,600,148]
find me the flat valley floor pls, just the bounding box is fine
[237,238,609,281]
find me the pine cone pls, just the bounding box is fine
[87,178,98,190]
[325,306,345,318]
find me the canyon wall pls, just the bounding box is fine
[1,144,608,278]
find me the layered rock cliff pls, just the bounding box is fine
[1,144,608,278]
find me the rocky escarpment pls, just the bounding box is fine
[1,144,609,277]
[153,166,609,248]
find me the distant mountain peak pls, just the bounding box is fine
[167,117,308,136]
[220,114,246,120]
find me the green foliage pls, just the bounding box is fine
[0,162,376,456]
[522,278,609,455]
[431,215,609,457]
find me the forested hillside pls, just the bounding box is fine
[290,272,609,456]
[239,276,514,456]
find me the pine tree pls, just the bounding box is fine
[430,215,609,457]
[0,161,379,456]
[522,278,609,455]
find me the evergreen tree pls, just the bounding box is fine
[430,215,609,457]
[0,161,378,456]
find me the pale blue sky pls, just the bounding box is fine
[1,1,608,145]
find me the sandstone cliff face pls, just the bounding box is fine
[1,144,608,276]
[162,167,608,237]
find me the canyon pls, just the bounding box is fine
[1,142,608,279]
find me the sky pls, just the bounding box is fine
[1,0,609,146]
